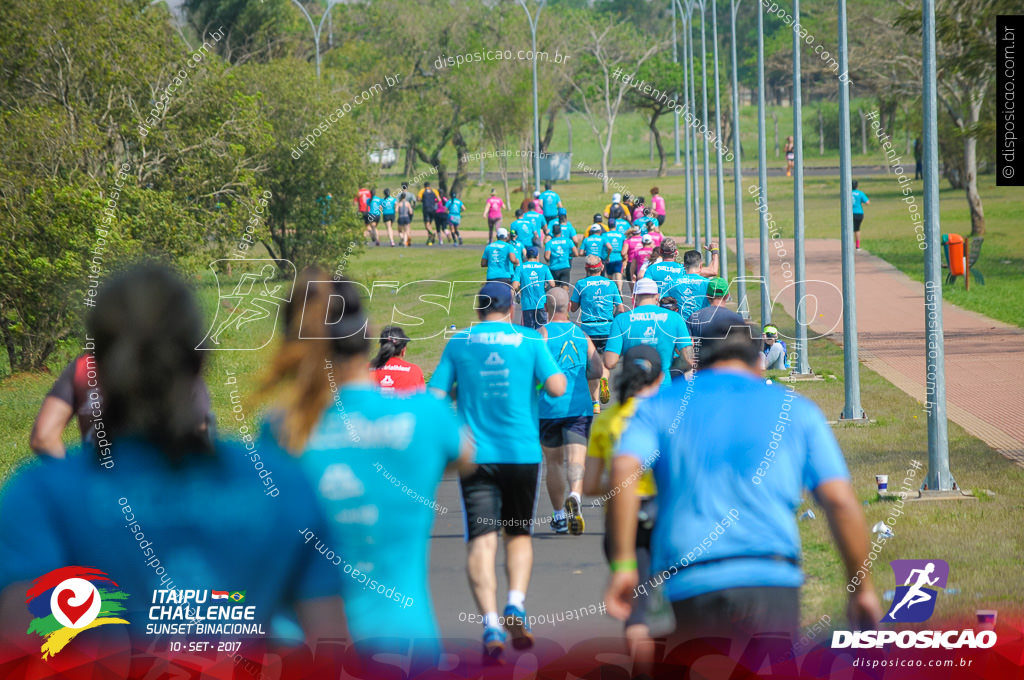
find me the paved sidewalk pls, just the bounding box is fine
[742,238,1024,467]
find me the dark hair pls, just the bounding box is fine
[545,182,551,190]
[384,188,391,197]
[371,326,411,369]
[424,181,431,187]
[683,250,703,269]
[852,180,858,190]
[650,186,660,194]
[87,264,212,463]
[616,345,663,403]
[515,209,524,217]
[659,296,679,312]
[552,224,561,236]
[698,324,761,369]
[370,188,376,197]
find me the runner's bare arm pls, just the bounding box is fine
[542,372,566,398]
[29,396,75,458]
[603,350,620,371]
[814,478,884,630]
[582,456,605,496]
[480,257,487,268]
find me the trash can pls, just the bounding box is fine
[943,233,965,277]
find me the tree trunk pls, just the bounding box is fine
[964,100,985,236]
[650,112,667,177]
[540,108,557,153]
[818,107,824,155]
[450,128,470,198]
[600,142,611,193]
[772,111,779,157]
[403,142,416,178]
[859,109,867,155]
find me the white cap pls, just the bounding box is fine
[634,278,659,296]
[589,224,603,233]
[642,234,653,244]
[612,193,621,202]
[533,190,541,197]
[496,227,509,238]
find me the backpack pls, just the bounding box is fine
[421,188,438,212]
[608,202,624,221]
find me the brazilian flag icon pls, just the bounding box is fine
[229,591,246,602]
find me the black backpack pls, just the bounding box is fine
[421,188,438,212]
[609,202,624,221]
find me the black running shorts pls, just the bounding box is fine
[460,463,541,540]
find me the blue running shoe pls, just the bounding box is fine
[551,513,568,534]
[483,626,506,658]
[502,604,534,649]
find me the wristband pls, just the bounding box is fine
[610,559,638,573]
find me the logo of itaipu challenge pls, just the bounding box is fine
[883,559,950,623]
[26,567,130,659]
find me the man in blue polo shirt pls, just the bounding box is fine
[605,326,881,653]
[544,224,577,289]
[517,247,554,329]
[581,223,605,258]
[666,250,712,322]
[429,283,565,659]
[604,278,693,385]
[539,182,563,223]
[601,227,627,288]
[571,256,626,412]
[481,228,520,284]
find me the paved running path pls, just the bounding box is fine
[742,238,1024,467]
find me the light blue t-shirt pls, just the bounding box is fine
[265,386,461,652]
[617,370,850,603]
[561,222,577,240]
[852,189,869,215]
[614,218,631,234]
[510,240,527,279]
[571,275,623,337]
[666,272,711,322]
[633,216,653,233]
[448,197,464,221]
[0,437,339,637]
[429,322,561,464]
[605,304,692,385]
[524,210,546,234]
[368,196,383,217]
[581,234,605,258]
[510,218,536,247]
[539,322,593,419]
[381,196,396,215]
[484,241,517,280]
[602,231,626,263]
[540,190,561,216]
[545,236,575,271]
[518,261,553,311]
[644,260,687,295]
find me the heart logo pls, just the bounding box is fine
[56,588,95,626]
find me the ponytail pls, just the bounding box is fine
[370,326,411,369]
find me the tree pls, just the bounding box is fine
[624,55,685,176]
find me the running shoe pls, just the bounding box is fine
[483,626,506,658]
[458,236,464,245]
[551,514,568,534]
[502,604,534,650]
[599,377,611,404]
[565,496,585,535]
[593,401,601,415]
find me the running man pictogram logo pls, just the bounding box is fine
[199,260,296,350]
[883,559,949,623]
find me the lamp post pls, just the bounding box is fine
[711,0,727,279]
[291,0,341,80]
[756,0,771,329]
[792,0,811,374]
[695,0,713,265]
[676,0,696,246]
[517,0,547,193]
[672,0,681,166]
[730,0,748,317]
[686,0,703,253]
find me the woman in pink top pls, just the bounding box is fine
[483,189,506,243]
[630,234,656,281]
[645,222,664,250]
[623,226,645,281]
[650,186,666,226]
[631,196,645,222]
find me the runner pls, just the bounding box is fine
[623,226,644,282]
[366,189,383,246]
[631,196,645,222]
[484,189,506,243]
[650,187,666,226]
[605,325,882,650]
[397,190,414,247]
[511,209,539,249]
[558,210,580,247]
[419,182,440,245]
[260,271,472,664]
[645,220,665,250]
[601,224,627,288]
[570,256,626,413]
[785,135,795,177]
[543,223,577,289]
[447,191,465,246]
[538,287,602,536]
[629,234,655,283]
[517,247,554,330]
[583,344,662,673]
[371,325,426,392]
[428,282,566,658]
[539,182,563,223]
[0,265,346,646]
[605,193,626,222]
[524,199,547,242]
[356,186,371,224]
[381,188,397,247]
[434,193,450,244]
[643,238,718,295]
[481,228,520,285]
[604,278,694,387]
[851,180,870,251]
[581,223,606,259]
[664,250,712,323]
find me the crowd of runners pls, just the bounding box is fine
[0,183,879,676]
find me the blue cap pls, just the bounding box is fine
[557,207,567,216]
[477,281,513,311]
[526,246,539,258]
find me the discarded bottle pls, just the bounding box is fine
[799,509,816,521]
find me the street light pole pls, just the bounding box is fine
[837,0,865,420]
[696,0,713,264]
[730,0,748,317]
[518,0,546,194]
[672,0,681,165]
[291,0,340,79]
[711,0,727,279]
[678,0,695,246]
[687,1,703,253]
[792,0,811,374]
[756,0,771,328]
[922,0,952,488]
